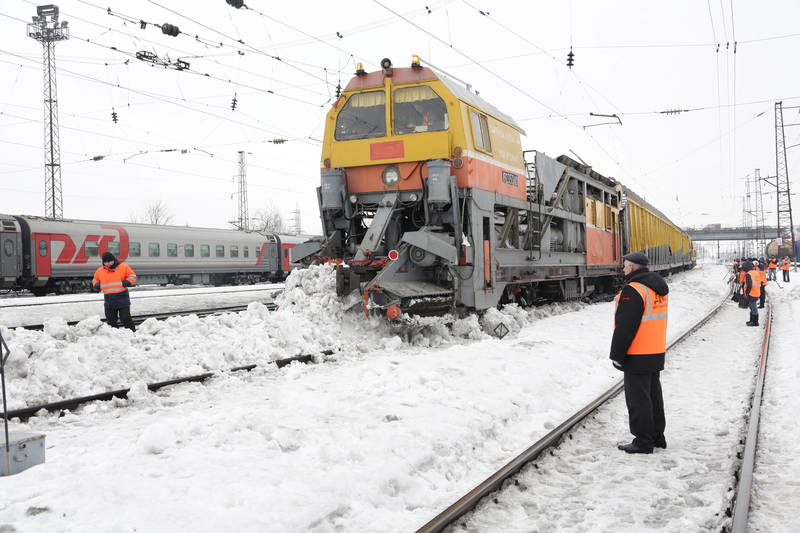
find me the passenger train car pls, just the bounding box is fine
[314,56,694,318]
[0,214,307,295]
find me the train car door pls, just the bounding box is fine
[31,234,52,276]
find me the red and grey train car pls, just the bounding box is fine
[0,214,306,295]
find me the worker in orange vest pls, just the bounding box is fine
[767,257,778,281]
[92,251,138,331]
[755,260,768,309]
[780,256,791,282]
[610,251,669,454]
[743,262,761,326]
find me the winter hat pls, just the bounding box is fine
[623,251,649,266]
[102,251,116,263]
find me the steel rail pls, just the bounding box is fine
[14,302,278,331]
[0,285,284,308]
[728,303,773,533]
[1,352,324,422]
[415,292,731,533]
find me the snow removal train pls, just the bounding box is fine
[311,56,694,319]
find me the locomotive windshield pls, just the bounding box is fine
[334,90,386,140]
[393,86,448,135]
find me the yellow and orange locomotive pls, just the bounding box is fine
[314,56,693,318]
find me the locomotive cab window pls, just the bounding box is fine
[167,243,178,257]
[149,243,160,257]
[85,241,99,257]
[216,245,225,258]
[470,110,492,152]
[185,244,194,258]
[39,240,47,257]
[130,242,141,257]
[201,244,210,257]
[334,90,386,141]
[394,86,448,135]
[108,241,120,255]
[231,245,239,258]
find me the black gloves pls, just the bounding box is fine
[91,284,101,293]
[122,280,132,288]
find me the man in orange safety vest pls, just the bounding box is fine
[610,251,669,454]
[92,251,137,331]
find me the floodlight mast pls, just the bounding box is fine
[27,4,69,219]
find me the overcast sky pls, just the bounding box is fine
[2,0,799,235]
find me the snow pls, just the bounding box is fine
[449,302,764,532]
[0,264,787,532]
[748,280,800,531]
[0,283,285,328]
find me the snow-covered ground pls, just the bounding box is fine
[449,302,765,532]
[0,283,285,328]
[0,264,759,532]
[749,281,800,531]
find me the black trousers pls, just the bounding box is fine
[623,371,665,449]
[783,269,790,282]
[759,287,766,307]
[105,305,136,331]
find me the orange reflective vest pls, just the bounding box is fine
[738,270,746,284]
[746,270,761,298]
[759,268,768,288]
[781,259,790,270]
[92,263,137,295]
[615,281,668,355]
[768,259,777,269]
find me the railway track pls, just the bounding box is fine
[416,291,773,533]
[12,301,279,331]
[0,285,284,308]
[1,350,333,423]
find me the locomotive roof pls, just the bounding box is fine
[343,65,526,135]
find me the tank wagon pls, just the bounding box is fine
[0,214,306,295]
[314,57,694,318]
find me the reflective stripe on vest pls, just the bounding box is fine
[615,281,668,355]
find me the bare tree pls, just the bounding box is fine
[130,200,174,225]
[252,203,285,234]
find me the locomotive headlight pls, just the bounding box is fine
[409,193,418,202]
[349,194,358,204]
[381,165,400,187]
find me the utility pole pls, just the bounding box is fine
[752,169,767,257]
[230,151,249,231]
[27,4,69,219]
[773,101,797,259]
[743,178,753,257]
[290,203,301,235]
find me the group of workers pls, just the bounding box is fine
[731,255,791,327]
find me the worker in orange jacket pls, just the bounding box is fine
[755,260,768,309]
[767,257,778,281]
[92,252,137,331]
[610,252,669,454]
[743,262,761,326]
[780,257,791,282]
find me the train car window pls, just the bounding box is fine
[85,241,99,257]
[231,245,239,258]
[201,244,210,257]
[470,110,492,152]
[167,243,178,257]
[108,241,120,255]
[130,242,141,257]
[393,86,448,135]
[39,240,47,257]
[334,90,386,141]
[243,246,249,258]
[216,245,225,258]
[149,243,160,257]
[185,244,194,257]
[4,239,14,256]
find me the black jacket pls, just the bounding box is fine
[102,260,132,309]
[609,268,669,373]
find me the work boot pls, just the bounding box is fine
[617,441,653,454]
[746,313,759,326]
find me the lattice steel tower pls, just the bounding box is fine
[774,101,797,258]
[234,150,249,231]
[27,5,69,219]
